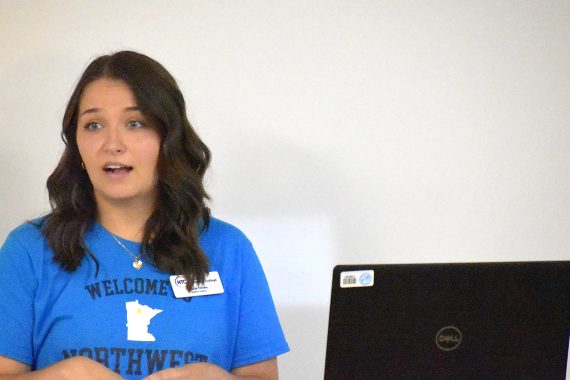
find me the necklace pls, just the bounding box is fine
[110,233,143,270]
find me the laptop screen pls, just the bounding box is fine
[325,262,570,379]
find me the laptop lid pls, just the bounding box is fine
[324,262,570,380]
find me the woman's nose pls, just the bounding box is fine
[102,126,126,154]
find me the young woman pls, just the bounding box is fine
[0,51,289,379]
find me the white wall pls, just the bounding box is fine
[1,1,569,378]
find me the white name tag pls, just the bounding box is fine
[169,271,225,298]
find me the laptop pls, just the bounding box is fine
[324,262,570,380]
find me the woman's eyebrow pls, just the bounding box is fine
[79,107,100,117]
[79,106,140,117]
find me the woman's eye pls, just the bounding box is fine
[128,120,145,129]
[85,122,102,130]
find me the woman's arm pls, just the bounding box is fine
[0,356,124,380]
[232,358,278,380]
[0,356,28,379]
[142,357,278,380]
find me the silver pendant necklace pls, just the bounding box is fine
[110,233,143,270]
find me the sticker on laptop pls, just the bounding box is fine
[340,270,374,288]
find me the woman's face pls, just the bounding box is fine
[76,78,161,209]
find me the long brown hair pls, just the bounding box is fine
[43,51,211,286]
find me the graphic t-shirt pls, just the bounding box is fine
[0,218,289,378]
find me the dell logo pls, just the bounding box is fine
[435,326,462,351]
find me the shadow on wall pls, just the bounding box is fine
[0,53,81,241]
[204,125,376,379]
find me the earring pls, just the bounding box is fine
[81,162,86,170]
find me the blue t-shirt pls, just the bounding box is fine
[0,218,289,378]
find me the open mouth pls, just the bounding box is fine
[103,164,133,174]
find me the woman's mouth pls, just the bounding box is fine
[103,164,133,174]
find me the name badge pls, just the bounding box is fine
[169,271,224,298]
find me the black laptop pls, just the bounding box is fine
[325,262,570,380]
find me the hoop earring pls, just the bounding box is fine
[81,161,86,170]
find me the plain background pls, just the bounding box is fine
[1,1,569,378]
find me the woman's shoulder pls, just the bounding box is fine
[4,217,46,243]
[0,218,49,271]
[201,217,260,270]
[203,217,250,243]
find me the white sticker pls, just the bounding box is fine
[340,270,374,288]
[169,271,224,298]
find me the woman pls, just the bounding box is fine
[0,51,289,379]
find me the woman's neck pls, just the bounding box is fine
[96,197,155,242]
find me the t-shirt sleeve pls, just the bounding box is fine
[0,229,39,365]
[231,239,289,369]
